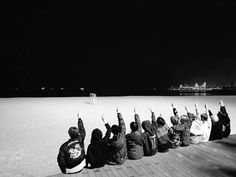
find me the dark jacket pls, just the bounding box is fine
[126,114,144,160]
[57,118,86,174]
[141,120,158,156]
[172,119,190,146]
[218,106,231,138]
[86,124,111,168]
[107,113,127,165]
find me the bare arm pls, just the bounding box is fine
[172,103,179,117]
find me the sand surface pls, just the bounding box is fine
[0,96,235,177]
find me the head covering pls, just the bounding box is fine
[210,114,219,122]
[130,122,138,132]
[170,116,179,125]
[187,113,197,121]
[180,115,188,124]
[200,113,208,121]
[91,128,103,143]
[142,120,153,135]
[156,117,166,127]
[111,125,120,135]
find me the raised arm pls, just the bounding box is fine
[103,123,112,142]
[172,103,179,117]
[77,118,86,143]
[117,109,126,135]
[219,100,228,115]
[195,103,200,119]
[134,108,142,133]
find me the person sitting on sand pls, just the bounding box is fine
[188,104,204,144]
[169,104,181,148]
[125,108,144,160]
[57,113,86,174]
[106,109,127,165]
[141,118,158,156]
[200,104,212,142]
[151,108,172,152]
[169,104,192,147]
[86,115,111,168]
[217,100,231,138]
[209,100,231,140]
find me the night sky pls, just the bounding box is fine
[2,1,236,94]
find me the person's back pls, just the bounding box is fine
[107,110,127,165]
[172,115,191,146]
[156,117,172,152]
[57,117,86,174]
[142,120,158,156]
[169,116,181,148]
[86,123,111,168]
[217,100,231,138]
[126,113,144,160]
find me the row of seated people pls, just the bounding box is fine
[57,100,231,174]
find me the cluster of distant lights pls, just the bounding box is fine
[9,87,85,91]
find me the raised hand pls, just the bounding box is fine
[205,104,208,110]
[148,107,153,113]
[171,103,175,108]
[101,114,106,124]
[220,100,224,107]
[134,107,136,114]
[194,103,198,110]
[116,108,119,113]
[76,111,80,118]
[185,106,188,113]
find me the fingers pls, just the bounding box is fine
[205,104,208,110]
[220,100,224,106]
[134,107,136,114]
[185,106,188,112]
[101,114,105,123]
[148,107,153,112]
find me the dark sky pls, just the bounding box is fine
[2,1,236,91]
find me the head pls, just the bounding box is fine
[130,122,139,132]
[200,113,208,121]
[156,117,166,127]
[170,116,179,125]
[141,120,151,131]
[187,113,197,121]
[111,125,120,135]
[68,127,79,139]
[91,128,103,143]
[208,110,219,122]
[180,115,188,124]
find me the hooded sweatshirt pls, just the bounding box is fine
[86,124,111,168]
[141,120,157,156]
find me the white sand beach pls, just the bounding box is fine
[0,96,235,177]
